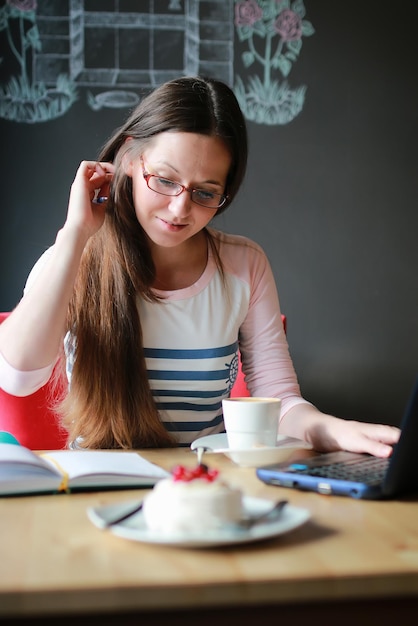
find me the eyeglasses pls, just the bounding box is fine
[141,158,227,209]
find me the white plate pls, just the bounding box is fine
[190,433,312,467]
[87,497,310,548]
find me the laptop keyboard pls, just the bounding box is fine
[294,456,389,486]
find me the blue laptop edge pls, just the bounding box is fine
[256,376,418,500]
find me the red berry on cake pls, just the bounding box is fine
[171,463,219,482]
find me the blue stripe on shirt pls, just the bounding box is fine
[154,388,229,398]
[156,401,222,412]
[148,369,229,381]
[164,413,224,432]
[143,342,238,359]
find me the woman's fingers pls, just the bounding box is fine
[82,160,115,179]
[66,161,116,236]
[77,161,115,203]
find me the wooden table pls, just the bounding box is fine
[1,447,418,625]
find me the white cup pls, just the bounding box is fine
[222,397,281,450]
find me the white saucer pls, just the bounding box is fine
[87,497,310,548]
[190,433,312,467]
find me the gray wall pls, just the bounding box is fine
[1,1,417,426]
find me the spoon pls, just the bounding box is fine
[233,499,288,529]
[102,498,288,530]
[195,446,210,464]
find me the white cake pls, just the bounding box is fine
[142,464,243,534]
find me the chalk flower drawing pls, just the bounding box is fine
[0,0,77,123]
[234,0,315,125]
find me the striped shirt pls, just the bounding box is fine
[0,228,309,446]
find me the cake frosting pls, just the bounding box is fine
[142,464,243,534]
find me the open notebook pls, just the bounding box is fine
[0,444,169,496]
[256,377,418,499]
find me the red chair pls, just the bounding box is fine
[230,314,287,398]
[0,312,68,450]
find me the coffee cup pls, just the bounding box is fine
[222,397,281,450]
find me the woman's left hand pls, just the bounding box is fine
[281,404,401,458]
[319,417,401,457]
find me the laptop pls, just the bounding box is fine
[256,377,418,499]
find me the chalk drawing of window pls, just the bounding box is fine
[1,1,314,126]
[1,0,235,122]
[40,0,234,113]
[75,1,187,109]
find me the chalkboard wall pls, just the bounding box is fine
[1,1,417,426]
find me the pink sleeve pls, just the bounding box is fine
[0,350,55,396]
[237,246,312,419]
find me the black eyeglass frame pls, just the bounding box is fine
[140,157,228,209]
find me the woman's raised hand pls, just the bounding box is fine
[65,160,115,238]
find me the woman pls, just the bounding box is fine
[0,77,400,454]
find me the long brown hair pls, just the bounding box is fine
[59,76,248,449]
